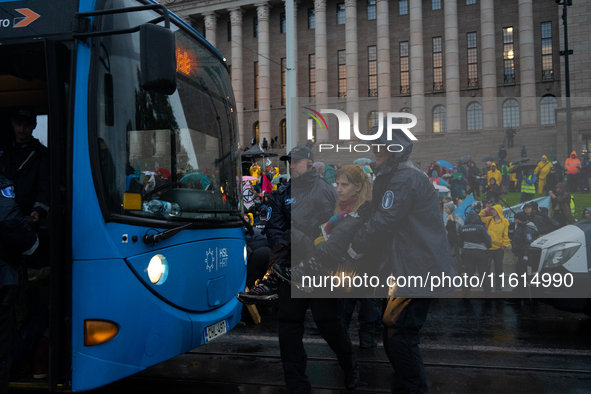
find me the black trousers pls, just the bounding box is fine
[278,281,357,393]
[462,249,491,296]
[382,298,431,394]
[0,286,17,394]
[246,247,271,289]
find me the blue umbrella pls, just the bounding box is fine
[354,158,372,166]
[437,160,454,171]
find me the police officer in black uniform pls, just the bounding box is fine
[243,146,360,393]
[350,118,456,394]
[0,171,40,394]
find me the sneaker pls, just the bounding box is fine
[33,337,49,379]
[237,282,278,305]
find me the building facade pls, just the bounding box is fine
[162,0,589,160]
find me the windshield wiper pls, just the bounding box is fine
[142,222,196,245]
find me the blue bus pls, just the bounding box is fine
[0,0,245,391]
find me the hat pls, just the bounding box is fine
[259,208,267,216]
[280,146,314,162]
[523,202,533,209]
[12,108,36,125]
[514,211,527,222]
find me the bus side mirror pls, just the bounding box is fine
[140,24,177,95]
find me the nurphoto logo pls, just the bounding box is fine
[303,109,418,153]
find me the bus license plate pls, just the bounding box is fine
[204,320,227,343]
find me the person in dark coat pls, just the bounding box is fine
[458,210,492,297]
[521,146,527,158]
[544,166,560,195]
[508,211,539,301]
[0,109,50,223]
[549,182,573,226]
[483,177,502,203]
[238,146,360,393]
[467,161,481,197]
[506,129,516,148]
[578,153,591,193]
[350,117,456,394]
[0,171,40,393]
[262,137,268,150]
[498,144,507,162]
[524,202,552,236]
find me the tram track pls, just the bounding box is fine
[189,350,591,375]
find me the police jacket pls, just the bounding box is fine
[351,127,456,297]
[458,211,492,251]
[512,221,538,259]
[265,171,337,248]
[0,138,50,217]
[0,173,39,293]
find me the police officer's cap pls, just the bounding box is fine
[280,146,314,162]
[514,211,528,222]
[12,108,37,125]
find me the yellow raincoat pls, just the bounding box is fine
[479,205,511,250]
[534,155,553,194]
[249,164,261,185]
[487,163,502,186]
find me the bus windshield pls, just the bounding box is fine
[93,0,240,223]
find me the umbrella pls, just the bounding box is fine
[509,163,537,174]
[457,155,473,165]
[241,144,278,158]
[354,158,372,166]
[437,160,454,171]
[482,155,501,163]
[157,168,171,179]
[271,174,289,185]
[180,172,211,188]
[242,175,258,181]
[511,157,530,164]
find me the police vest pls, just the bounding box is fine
[521,176,535,194]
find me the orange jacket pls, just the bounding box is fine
[565,151,581,175]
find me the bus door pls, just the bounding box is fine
[0,39,73,391]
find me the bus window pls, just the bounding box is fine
[34,114,48,147]
[92,0,239,222]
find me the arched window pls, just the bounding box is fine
[368,111,379,131]
[280,119,286,144]
[502,99,520,128]
[467,102,483,130]
[400,107,412,124]
[433,105,447,133]
[253,121,259,143]
[540,95,557,125]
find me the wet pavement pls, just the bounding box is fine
[91,299,591,393]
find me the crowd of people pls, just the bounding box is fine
[234,128,591,393]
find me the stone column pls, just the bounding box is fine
[409,0,425,133]
[445,0,460,133]
[376,0,391,112]
[345,0,359,119]
[481,0,498,131]
[203,12,218,48]
[229,7,245,145]
[314,0,328,140]
[256,2,271,144]
[519,0,537,128]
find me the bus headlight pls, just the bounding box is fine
[148,254,169,285]
[244,245,248,265]
[542,243,580,269]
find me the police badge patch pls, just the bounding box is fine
[382,191,394,209]
[1,186,15,198]
[526,233,533,241]
[266,207,272,221]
